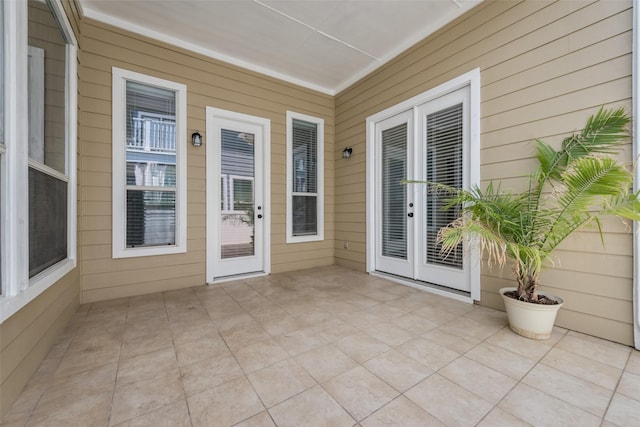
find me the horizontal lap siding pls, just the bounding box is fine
[335,0,634,344]
[78,18,335,303]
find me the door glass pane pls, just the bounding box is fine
[381,123,407,259]
[426,103,463,269]
[221,129,255,259]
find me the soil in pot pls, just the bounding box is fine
[502,290,560,305]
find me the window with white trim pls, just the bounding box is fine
[112,68,187,258]
[1,0,77,321]
[286,111,324,243]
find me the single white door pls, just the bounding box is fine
[374,110,414,278]
[206,108,270,281]
[415,87,470,291]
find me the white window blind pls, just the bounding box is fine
[125,82,177,248]
[425,103,463,269]
[286,111,324,243]
[381,123,407,259]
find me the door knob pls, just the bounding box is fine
[257,214,263,219]
[408,213,413,218]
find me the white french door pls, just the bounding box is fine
[206,108,270,282]
[372,84,475,294]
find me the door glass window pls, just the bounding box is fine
[381,123,408,259]
[425,103,464,269]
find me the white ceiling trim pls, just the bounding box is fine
[81,6,336,95]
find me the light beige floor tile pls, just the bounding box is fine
[385,294,432,312]
[437,298,476,316]
[180,350,244,396]
[1,383,47,425]
[233,411,276,427]
[499,383,601,426]
[359,322,414,347]
[55,342,121,377]
[522,363,612,416]
[295,344,358,383]
[113,399,191,427]
[363,349,433,392]
[605,393,640,426]
[465,342,537,381]
[365,303,406,321]
[169,319,217,345]
[396,337,460,371]
[462,306,508,327]
[476,407,532,427]
[323,366,399,421]
[390,313,438,336]
[232,337,290,373]
[110,371,185,425]
[439,316,503,341]
[617,370,640,400]
[318,322,360,342]
[173,331,228,367]
[625,350,640,375]
[268,385,355,427]
[486,327,556,360]
[541,347,622,390]
[188,376,264,427]
[35,363,117,413]
[361,396,444,427]
[411,305,459,325]
[422,327,481,354]
[26,390,112,427]
[248,358,316,408]
[258,313,304,336]
[405,374,492,426]
[336,332,390,364]
[275,327,330,357]
[120,327,174,360]
[556,333,630,369]
[220,320,271,351]
[439,356,517,404]
[116,347,178,386]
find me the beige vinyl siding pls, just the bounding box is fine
[77,17,335,303]
[335,0,634,344]
[0,270,80,416]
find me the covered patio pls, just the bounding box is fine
[3,266,639,426]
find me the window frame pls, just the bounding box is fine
[112,67,187,258]
[0,0,77,322]
[285,111,324,243]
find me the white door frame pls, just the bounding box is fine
[366,69,481,301]
[206,107,270,283]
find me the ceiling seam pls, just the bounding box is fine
[252,0,381,61]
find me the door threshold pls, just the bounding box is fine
[209,271,267,284]
[370,271,473,304]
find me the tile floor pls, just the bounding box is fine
[3,266,640,426]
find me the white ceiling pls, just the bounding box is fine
[79,0,482,95]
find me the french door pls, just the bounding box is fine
[373,86,472,293]
[206,108,270,282]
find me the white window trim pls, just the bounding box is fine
[286,111,324,243]
[632,0,639,350]
[365,68,481,301]
[112,67,187,258]
[1,0,77,323]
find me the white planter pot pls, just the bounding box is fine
[499,287,564,340]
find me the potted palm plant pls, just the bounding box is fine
[425,107,640,339]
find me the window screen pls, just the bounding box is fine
[291,119,318,236]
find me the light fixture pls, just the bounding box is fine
[191,131,202,147]
[342,147,353,159]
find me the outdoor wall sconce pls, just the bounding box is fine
[191,131,202,147]
[342,147,353,159]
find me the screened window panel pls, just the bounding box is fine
[292,195,317,236]
[426,103,463,268]
[29,167,67,277]
[126,190,176,247]
[124,81,177,248]
[381,123,407,259]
